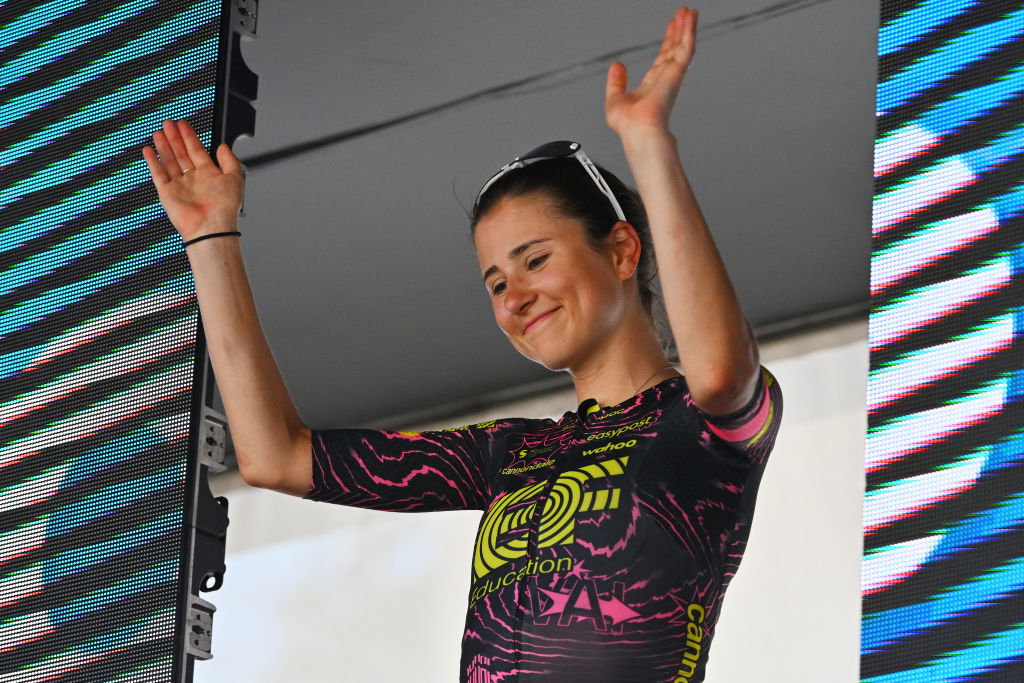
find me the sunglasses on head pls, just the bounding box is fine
[475,141,627,223]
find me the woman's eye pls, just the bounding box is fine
[490,281,506,296]
[527,254,549,270]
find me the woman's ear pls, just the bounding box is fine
[609,222,643,281]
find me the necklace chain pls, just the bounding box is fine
[634,365,676,396]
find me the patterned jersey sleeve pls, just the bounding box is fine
[304,425,494,512]
[699,366,783,464]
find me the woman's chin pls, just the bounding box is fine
[511,344,562,371]
[528,349,574,373]
[508,330,581,371]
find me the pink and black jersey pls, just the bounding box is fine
[306,368,782,682]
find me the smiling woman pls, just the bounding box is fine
[142,7,782,682]
[472,150,660,387]
[474,194,639,372]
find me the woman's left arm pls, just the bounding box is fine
[606,7,760,415]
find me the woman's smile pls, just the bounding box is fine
[524,308,560,335]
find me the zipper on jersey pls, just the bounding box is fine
[511,412,588,673]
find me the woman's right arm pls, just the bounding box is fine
[143,119,312,496]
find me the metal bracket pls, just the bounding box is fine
[186,595,217,660]
[197,409,228,472]
[234,0,258,36]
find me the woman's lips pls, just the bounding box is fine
[525,308,559,335]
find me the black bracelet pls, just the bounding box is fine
[182,231,242,247]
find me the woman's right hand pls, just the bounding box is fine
[141,119,245,242]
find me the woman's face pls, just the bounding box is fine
[474,193,630,370]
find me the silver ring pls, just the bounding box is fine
[181,167,195,175]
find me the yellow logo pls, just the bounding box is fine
[585,415,654,441]
[472,457,629,580]
[674,603,706,682]
[582,438,636,457]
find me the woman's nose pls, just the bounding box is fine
[503,277,534,315]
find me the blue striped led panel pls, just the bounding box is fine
[0,2,223,681]
[864,1,1024,680]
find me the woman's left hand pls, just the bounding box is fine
[605,7,697,137]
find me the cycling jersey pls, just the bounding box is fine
[306,368,782,682]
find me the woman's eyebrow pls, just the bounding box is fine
[482,238,552,282]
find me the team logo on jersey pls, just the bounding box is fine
[501,444,557,475]
[673,601,707,682]
[501,427,576,473]
[583,413,657,442]
[473,456,629,581]
[532,576,641,631]
[465,654,493,683]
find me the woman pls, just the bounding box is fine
[144,8,781,682]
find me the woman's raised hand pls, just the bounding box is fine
[141,119,245,242]
[605,7,697,137]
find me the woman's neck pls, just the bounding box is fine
[569,317,675,408]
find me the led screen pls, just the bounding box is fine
[864,0,1024,680]
[1,2,227,681]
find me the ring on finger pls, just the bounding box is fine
[181,167,195,175]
